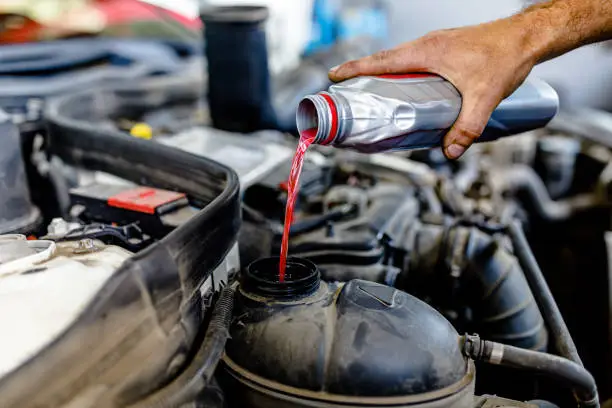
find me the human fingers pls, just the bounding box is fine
[328,44,427,82]
[443,91,499,159]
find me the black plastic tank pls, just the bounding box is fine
[222,257,476,407]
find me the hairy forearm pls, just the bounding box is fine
[328,0,612,159]
[513,0,612,64]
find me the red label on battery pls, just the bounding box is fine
[107,187,186,215]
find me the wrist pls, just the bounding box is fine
[508,5,561,65]
[513,0,612,64]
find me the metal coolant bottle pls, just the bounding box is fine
[296,74,559,153]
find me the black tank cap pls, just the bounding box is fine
[200,6,269,24]
[242,256,320,300]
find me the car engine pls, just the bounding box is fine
[0,6,611,408]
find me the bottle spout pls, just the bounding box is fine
[296,97,319,137]
[242,256,320,300]
[297,93,339,145]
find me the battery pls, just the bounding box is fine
[69,183,198,238]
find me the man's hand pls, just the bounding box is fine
[328,0,612,159]
[329,20,539,159]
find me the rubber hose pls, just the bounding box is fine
[409,222,547,351]
[464,335,599,408]
[290,204,355,237]
[507,220,582,365]
[491,165,597,221]
[129,285,235,408]
[420,186,443,215]
[455,226,547,350]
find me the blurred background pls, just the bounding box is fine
[387,0,612,111]
[3,0,612,109]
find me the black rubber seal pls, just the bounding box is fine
[200,6,269,24]
[243,257,320,300]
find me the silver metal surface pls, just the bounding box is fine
[489,343,505,365]
[297,75,559,154]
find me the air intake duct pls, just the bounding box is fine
[201,5,380,134]
[403,221,548,351]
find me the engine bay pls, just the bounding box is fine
[0,8,611,408]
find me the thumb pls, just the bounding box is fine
[329,46,425,82]
[443,93,497,160]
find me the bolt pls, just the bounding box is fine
[48,218,69,236]
[74,238,98,254]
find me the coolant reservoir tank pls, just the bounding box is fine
[0,235,132,378]
[223,257,475,407]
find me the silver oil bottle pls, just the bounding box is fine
[296,74,559,153]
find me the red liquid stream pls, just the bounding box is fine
[278,129,316,282]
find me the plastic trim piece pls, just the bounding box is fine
[0,83,240,407]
